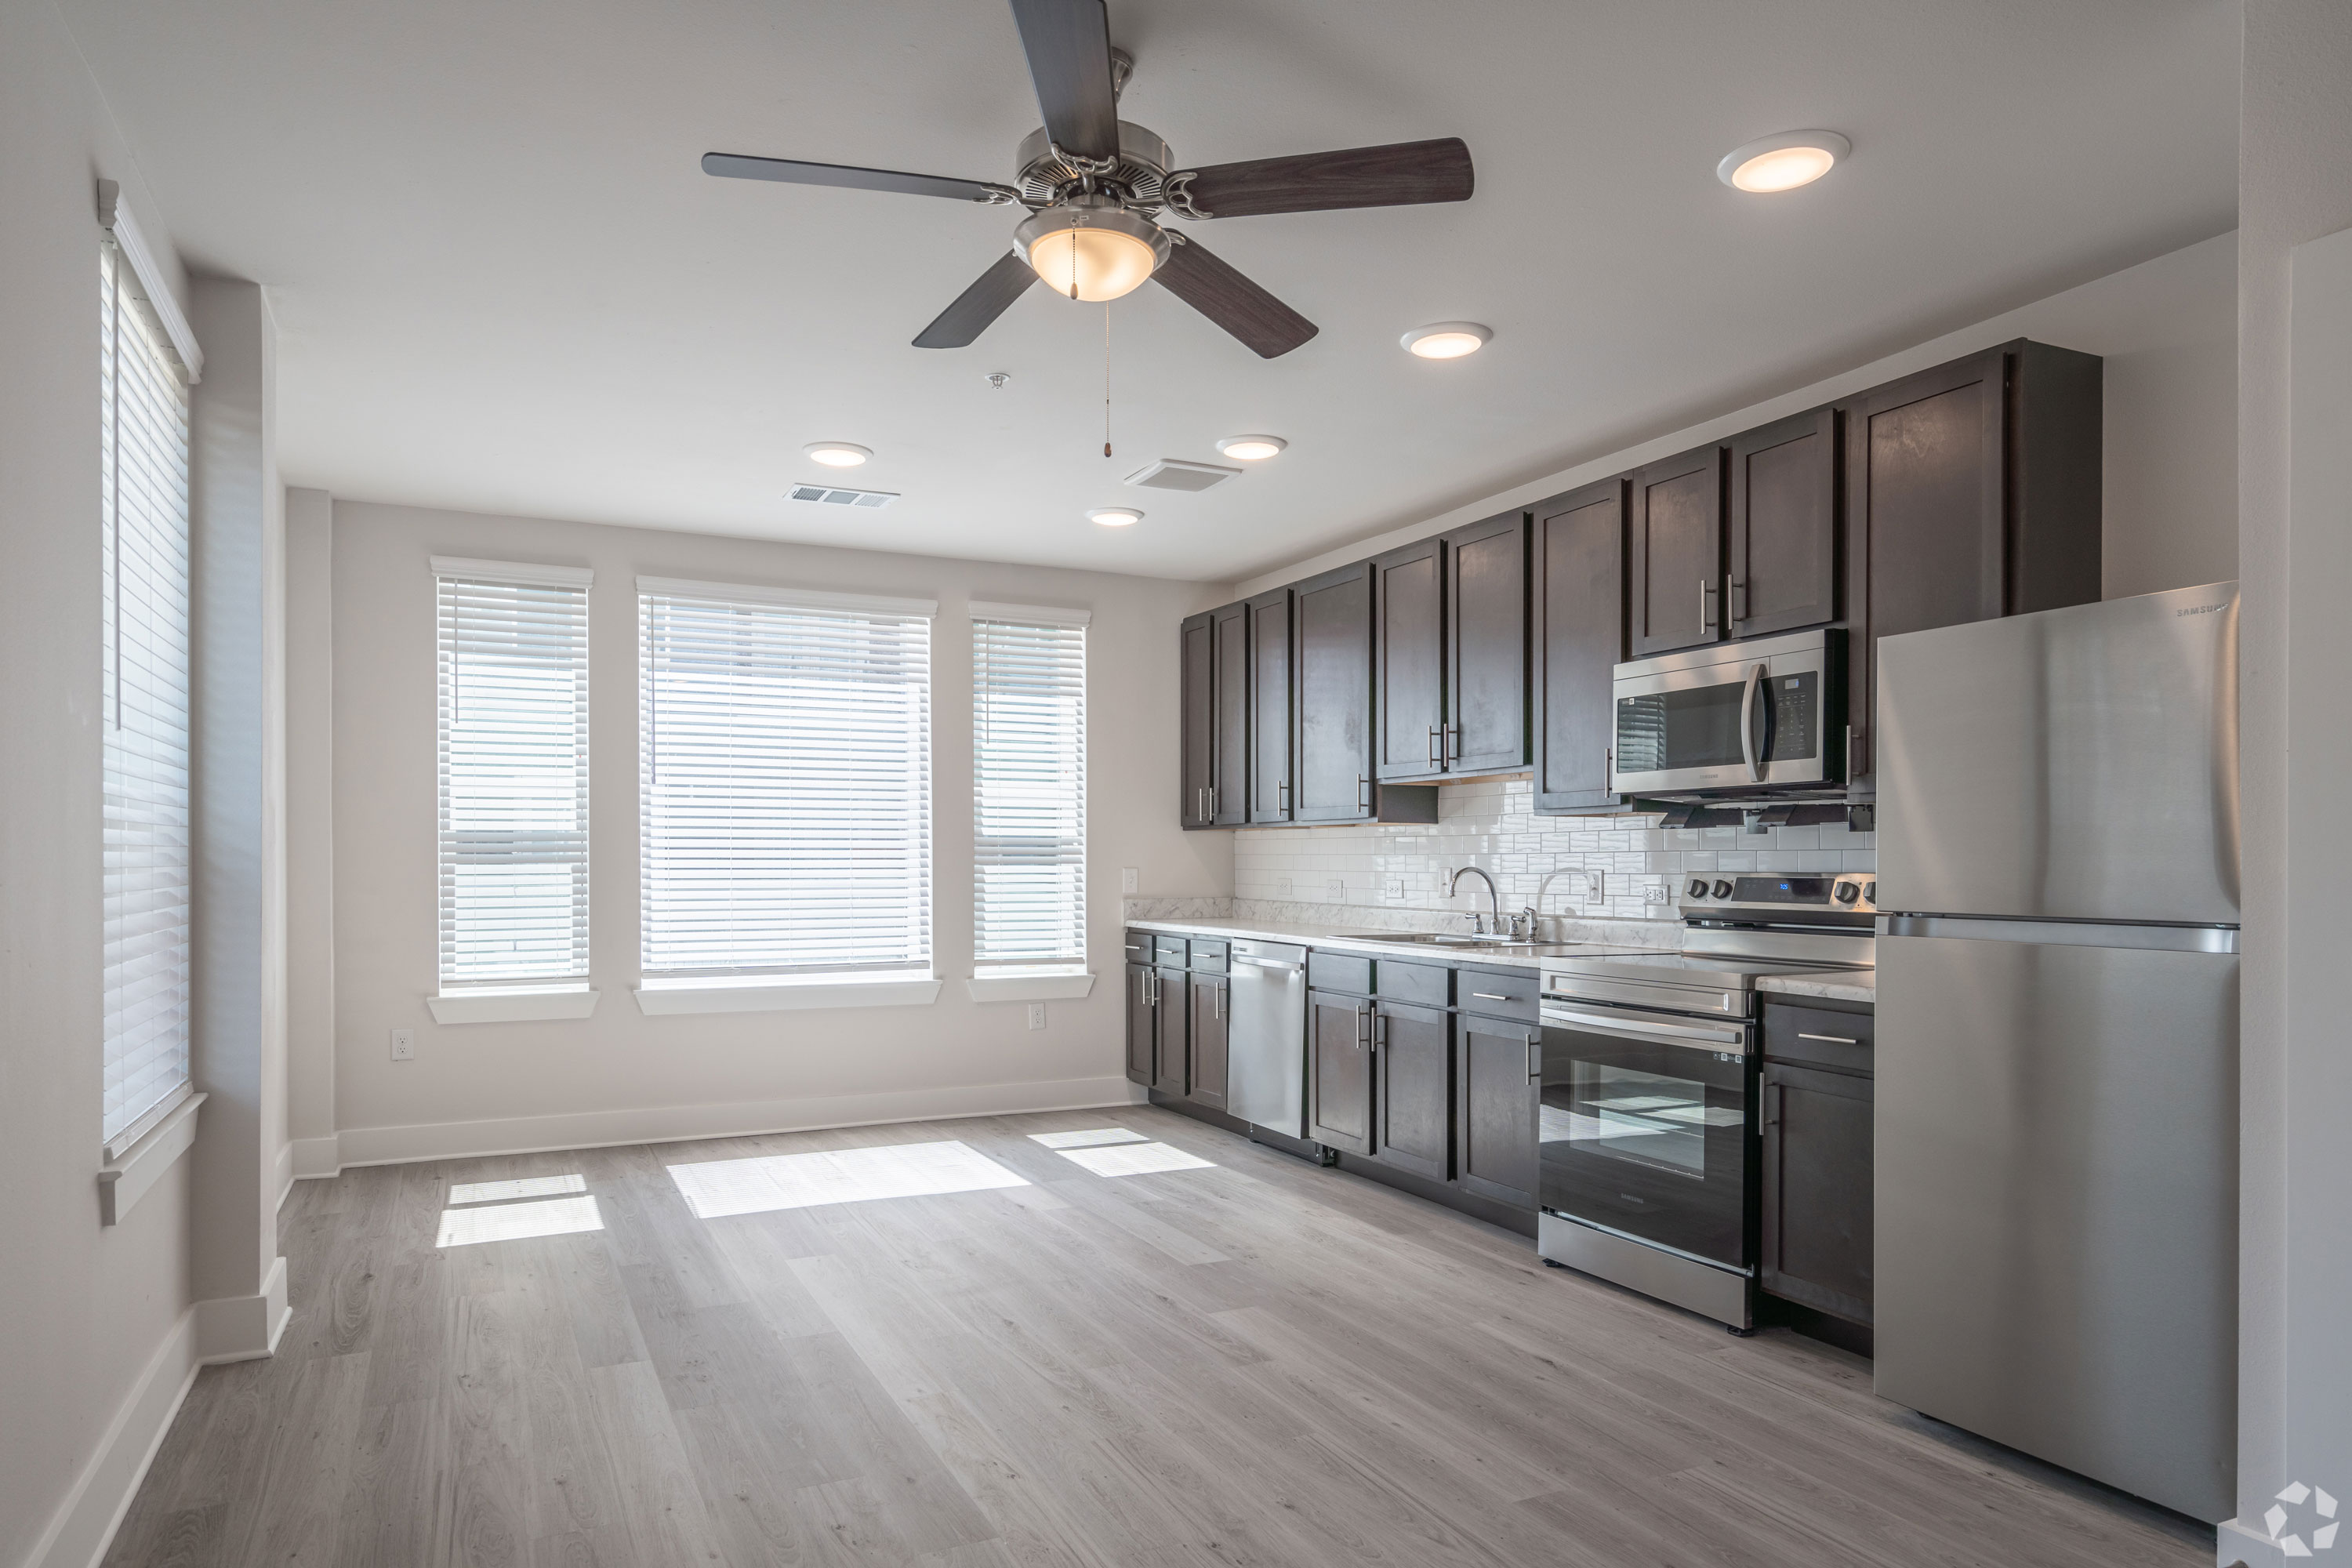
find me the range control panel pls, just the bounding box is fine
[1680,872,1875,919]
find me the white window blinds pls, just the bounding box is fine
[640,580,934,977]
[435,560,592,989]
[101,239,194,1145]
[972,608,1087,968]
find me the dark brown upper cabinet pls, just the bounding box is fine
[1292,562,1377,822]
[1728,407,1839,639]
[1246,587,1294,823]
[1842,339,2100,786]
[1210,601,1248,826]
[1372,539,1446,781]
[1532,478,1627,815]
[1444,511,1530,775]
[1178,611,1214,829]
[1628,445,1727,657]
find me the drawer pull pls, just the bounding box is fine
[1471,992,1511,1002]
[1796,1032,1859,1045]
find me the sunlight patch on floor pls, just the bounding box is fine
[435,1193,604,1247]
[667,1139,1030,1218]
[1026,1127,1150,1149]
[448,1173,588,1205]
[1052,1142,1218,1178]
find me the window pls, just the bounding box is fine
[972,607,1087,969]
[434,558,592,992]
[639,579,934,978]
[100,237,194,1146]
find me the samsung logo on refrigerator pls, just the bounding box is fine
[2176,603,2226,615]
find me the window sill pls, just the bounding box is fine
[633,973,943,1015]
[99,1090,205,1226]
[427,985,601,1025]
[965,969,1096,1003]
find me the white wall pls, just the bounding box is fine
[2227,5,2352,1564]
[325,500,1232,1163]
[285,488,337,1176]
[0,4,200,1564]
[1238,233,2238,604]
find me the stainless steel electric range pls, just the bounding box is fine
[1536,872,1875,1330]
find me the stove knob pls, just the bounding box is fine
[1686,878,1708,898]
[1864,880,1877,903]
[1833,881,1860,905]
[1711,880,1734,899]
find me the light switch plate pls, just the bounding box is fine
[1026,1003,1046,1030]
[390,1029,416,1062]
[1120,866,1138,894]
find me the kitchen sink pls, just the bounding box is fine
[1330,932,1552,952]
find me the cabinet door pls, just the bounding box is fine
[1305,989,1374,1154]
[1210,602,1248,825]
[1292,563,1375,823]
[1456,1017,1539,1207]
[1843,349,2004,786]
[1188,974,1229,1111]
[1761,1060,1874,1324]
[1179,612,1214,828]
[1531,478,1626,814]
[1628,445,1726,656]
[1730,407,1838,639]
[1124,964,1156,1086]
[1247,588,1294,822]
[1153,964,1190,1096]
[1371,1002,1450,1181]
[1373,539,1446,781]
[1445,511,1530,775]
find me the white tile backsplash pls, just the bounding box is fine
[1231,775,1875,925]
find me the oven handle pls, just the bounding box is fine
[1541,1004,1748,1053]
[1740,662,1767,782]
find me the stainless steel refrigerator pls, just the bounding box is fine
[1874,583,2239,1523]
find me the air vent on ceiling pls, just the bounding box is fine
[788,483,898,508]
[1124,458,1241,492]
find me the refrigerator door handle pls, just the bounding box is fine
[1879,913,2241,954]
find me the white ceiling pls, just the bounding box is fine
[62,0,2237,581]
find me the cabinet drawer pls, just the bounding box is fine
[1762,1001,1873,1074]
[1307,950,1374,996]
[1455,966,1541,1022]
[1374,958,1450,1006]
[1188,938,1229,973]
[1155,935,1192,966]
[1123,930,1156,965]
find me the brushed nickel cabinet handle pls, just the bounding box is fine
[1471,992,1509,1002]
[1796,1032,1859,1045]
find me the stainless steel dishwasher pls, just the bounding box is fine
[1224,939,1307,1137]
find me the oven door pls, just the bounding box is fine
[1610,629,1842,795]
[1538,1004,1754,1269]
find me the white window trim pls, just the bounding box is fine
[636,575,938,619]
[98,1089,205,1226]
[633,972,943,1015]
[429,555,593,589]
[969,601,1091,627]
[964,969,1096,1003]
[96,179,201,382]
[427,985,601,1025]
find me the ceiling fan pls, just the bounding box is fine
[702,0,1474,358]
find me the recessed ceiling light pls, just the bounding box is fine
[1401,322,1491,359]
[1717,131,1850,193]
[804,441,872,467]
[1088,506,1144,528]
[1216,435,1288,461]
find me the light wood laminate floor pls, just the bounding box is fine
[104,1105,2209,1567]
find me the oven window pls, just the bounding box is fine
[1547,1062,1730,1178]
[1614,684,1744,773]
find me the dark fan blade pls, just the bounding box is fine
[913,251,1039,348]
[1153,237,1317,359]
[1006,0,1120,160]
[1166,137,1473,219]
[702,152,1011,205]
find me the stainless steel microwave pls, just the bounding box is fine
[1610,628,1847,797]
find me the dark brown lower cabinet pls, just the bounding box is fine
[1153,964,1189,1097]
[1456,1015,1541,1207]
[1306,989,1374,1154]
[1760,1058,1874,1324]
[1188,973,1229,1111]
[1371,1001,1451,1181]
[1124,963,1156,1087]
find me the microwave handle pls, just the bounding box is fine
[1740,662,1767,782]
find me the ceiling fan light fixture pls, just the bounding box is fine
[1215,435,1287,461]
[804,441,873,467]
[1015,198,1169,303]
[1402,322,1491,359]
[1717,131,1850,193]
[1087,506,1145,528]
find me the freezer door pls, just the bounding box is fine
[1875,928,2237,1520]
[1876,583,2239,924]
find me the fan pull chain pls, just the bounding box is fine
[1104,303,1112,458]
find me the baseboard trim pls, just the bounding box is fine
[332,1076,1148,1168]
[272,1138,296,1211]
[290,1134,342,1181]
[2217,1515,2285,1567]
[193,1255,291,1364]
[22,1308,200,1568]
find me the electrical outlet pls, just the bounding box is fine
[1276,877,1293,898]
[1026,1003,1046,1030]
[1643,881,1671,905]
[390,1029,416,1062]
[1384,877,1405,901]
[1326,878,1346,901]
[1120,866,1138,895]
[1583,870,1608,906]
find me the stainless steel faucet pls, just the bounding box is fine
[1448,866,1502,934]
